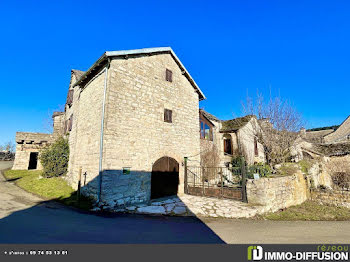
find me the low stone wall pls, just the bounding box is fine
[310,190,350,208]
[246,172,309,212]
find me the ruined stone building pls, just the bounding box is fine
[13,47,266,209]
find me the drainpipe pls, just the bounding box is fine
[97,58,110,205]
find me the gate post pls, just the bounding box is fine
[220,167,223,198]
[184,157,188,194]
[241,156,248,203]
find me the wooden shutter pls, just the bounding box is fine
[67,89,74,106]
[166,69,172,82]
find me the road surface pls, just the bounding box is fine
[0,161,349,244]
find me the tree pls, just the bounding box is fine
[242,90,304,166]
[39,137,69,178]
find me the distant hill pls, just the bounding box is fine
[307,125,339,132]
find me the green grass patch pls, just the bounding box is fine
[259,201,350,221]
[298,159,314,174]
[3,170,93,210]
[277,163,300,176]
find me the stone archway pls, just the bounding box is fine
[151,156,179,199]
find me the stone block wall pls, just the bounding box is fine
[96,54,200,208]
[310,190,350,208]
[65,67,106,199]
[246,172,309,212]
[100,170,151,209]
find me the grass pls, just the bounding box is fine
[259,201,350,221]
[3,169,93,210]
[277,163,300,176]
[298,159,314,174]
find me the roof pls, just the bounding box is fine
[69,69,85,87]
[72,69,85,80]
[199,109,221,123]
[220,115,255,132]
[73,47,205,100]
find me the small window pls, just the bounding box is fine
[164,109,172,123]
[200,120,213,141]
[254,137,259,157]
[165,69,172,82]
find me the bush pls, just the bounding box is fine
[247,162,272,178]
[40,137,69,178]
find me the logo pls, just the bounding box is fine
[248,246,263,261]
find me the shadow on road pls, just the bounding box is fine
[0,200,225,244]
[0,163,225,244]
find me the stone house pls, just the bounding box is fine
[14,47,206,209]
[13,47,267,210]
[199,109,265,165]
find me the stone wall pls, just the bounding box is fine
[246,172,309,212]
[100,170,151,209]
[310,190,350,208]
[238,119,265,164]
[65,67,106,200]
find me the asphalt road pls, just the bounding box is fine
[0,161,349,244]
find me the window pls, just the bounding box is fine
[66,89,74,106]
[164,109,172,123]
[223,135,232,155]
[200,120,213,141]
[165,69,172,82]
[254,137,259,157]
[69,115,73,131]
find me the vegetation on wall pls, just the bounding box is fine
[40,136,69,178]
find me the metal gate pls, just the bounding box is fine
[184,158,247,201]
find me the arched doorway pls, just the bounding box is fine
[151,157,179,199]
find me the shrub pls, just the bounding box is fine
[40,137,69,178]
[247,162,272,178]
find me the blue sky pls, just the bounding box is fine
[1,0,349,145]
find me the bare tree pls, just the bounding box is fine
[200,142,221,181]
[43,104,65,133]
[242,90,304,166]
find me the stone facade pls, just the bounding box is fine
[60,48,203,209]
